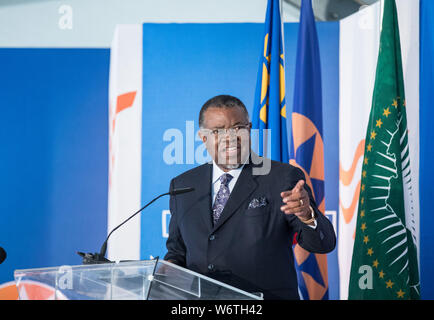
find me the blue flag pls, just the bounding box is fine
[289,0,328,300]
[252,0,288,162]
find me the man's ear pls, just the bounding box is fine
[198,130,207,143]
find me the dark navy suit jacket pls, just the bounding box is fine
[164,157,336,300]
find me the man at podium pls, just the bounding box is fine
[164,95,336,300]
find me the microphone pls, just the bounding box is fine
[0,247,6,264]
[170,187,194,195]
[77,187,194,264]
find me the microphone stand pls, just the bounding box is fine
[77,187,193,264]
[77,192,169,264]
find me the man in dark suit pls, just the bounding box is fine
[164,95,336,300]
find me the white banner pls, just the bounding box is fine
[108,25,143,261]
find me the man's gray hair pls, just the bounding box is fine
[199,95,250,128]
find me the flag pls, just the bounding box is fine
[289,0,329,300]
[338,2,381,300]
[348,0,420,300]
[252,0,288,162]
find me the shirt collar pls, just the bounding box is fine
[212,161,245,185]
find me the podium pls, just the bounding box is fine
[14,260,263,300]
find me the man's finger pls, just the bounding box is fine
[280,180,305,198]
[283,190,308,203]
[281,206,305,216]
[293,180,305,192]
[280,201,302,211]
[280,190,292,198]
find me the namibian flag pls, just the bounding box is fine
[252,0,288,162]
[289,0,329,300]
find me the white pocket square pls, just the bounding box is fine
[248,197,268,209]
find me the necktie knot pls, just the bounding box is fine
[219,173,233,186]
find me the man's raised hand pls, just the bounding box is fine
[280,180,311,221]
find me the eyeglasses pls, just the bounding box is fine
[202,124,250,136]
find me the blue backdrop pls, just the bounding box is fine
[0,49,109,285]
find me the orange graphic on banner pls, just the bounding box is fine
[112,91,137,133]
[339,139,365,226]
[339,139,365,238]
[340,181,361,224]
[339,139,365,186]
[109,91,137,188]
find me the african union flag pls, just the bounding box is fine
[289,0,329,300]
[252,0,288,161]
[348,0,420,300]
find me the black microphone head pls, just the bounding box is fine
[0,247,6,264]
[170,187,195,195]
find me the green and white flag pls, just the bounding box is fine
[348,0,420,300]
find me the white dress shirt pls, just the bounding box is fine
[211,161,244,206]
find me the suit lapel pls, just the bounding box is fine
[195,162,213,233]
[212,162,258,232]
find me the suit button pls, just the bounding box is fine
[209,235,215,241]
[208,264,214,271]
